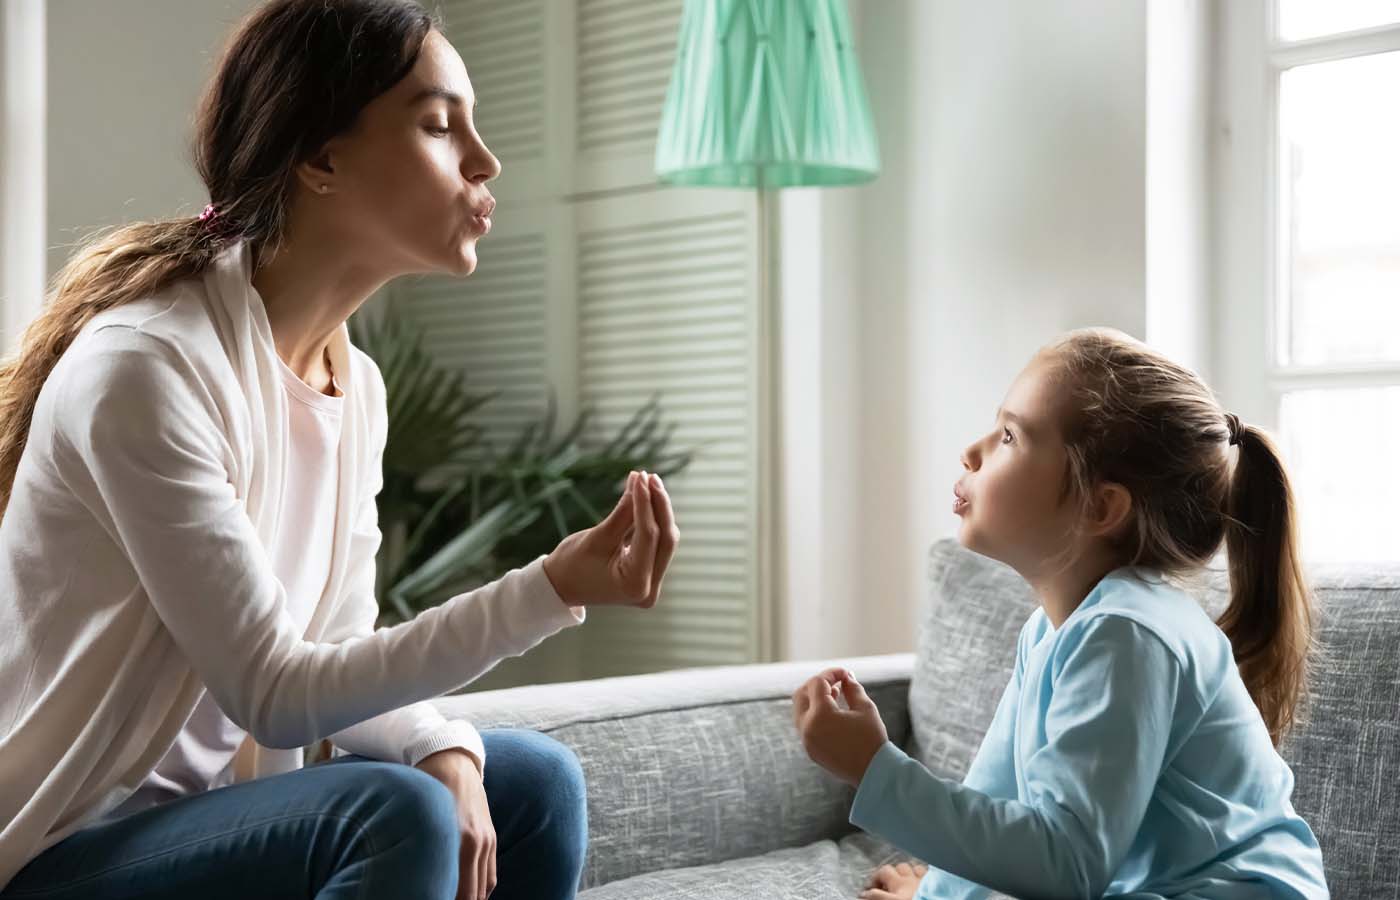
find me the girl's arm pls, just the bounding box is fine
[909,617,1035,900]
[851,614,1183,900]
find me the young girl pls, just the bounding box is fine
[794,328,1328,899]
[0,2,678,898]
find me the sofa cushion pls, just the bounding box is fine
[435,656,913,891]
[910,538,1400,898]
[1197,562,1400,899]
[907,541,1034,782]
[578,832,933,900]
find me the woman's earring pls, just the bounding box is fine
[318,185,329,193]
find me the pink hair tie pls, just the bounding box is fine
[198,203,219,223]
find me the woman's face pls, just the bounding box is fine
[315,30,500,278]
[954,355,1080,576]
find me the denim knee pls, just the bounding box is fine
[355,762,460,866]
[497,731,588,862]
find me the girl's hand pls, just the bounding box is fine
[543,471,678,609]
[792,668,889,787]
[861,862,930,900]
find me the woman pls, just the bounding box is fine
[0,2,677,898]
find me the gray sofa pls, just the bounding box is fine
[434,540,1399,898]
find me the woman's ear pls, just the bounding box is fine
[1087,482,1133,538]
[294,142,339,196]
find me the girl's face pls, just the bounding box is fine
[312,30,500,278]
[954,354,1081,577]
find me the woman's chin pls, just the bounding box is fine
[450,242,479,276]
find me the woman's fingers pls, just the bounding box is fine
[643,473,678,607]
[481,836,495,900]
[457,842,476,900]
[625,471,659,598]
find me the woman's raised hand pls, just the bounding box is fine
[542,470,678,609]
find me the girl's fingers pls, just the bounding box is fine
[806,678,837,712]
[792,685,810,725]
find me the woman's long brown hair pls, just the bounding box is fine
[1049,328,1315,746]
[0,0,436,518]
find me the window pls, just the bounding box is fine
[1217,1,1400,564]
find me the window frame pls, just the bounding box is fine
[1216,1,1400,417]
[1213,0,1400,562]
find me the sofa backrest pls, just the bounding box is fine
[909,539,1399,898]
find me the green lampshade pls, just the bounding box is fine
[655,0,880,188]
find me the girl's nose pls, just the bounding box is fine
[960,445,977,472]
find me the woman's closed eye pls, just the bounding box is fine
[423,124,451,137]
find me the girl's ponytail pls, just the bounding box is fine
[1217,417,1315,746]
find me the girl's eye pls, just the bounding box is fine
[424,125,450,137]
[1001,428,1014,445]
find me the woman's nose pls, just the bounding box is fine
[465,138,501,183]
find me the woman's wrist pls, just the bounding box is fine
[416,747,483,781]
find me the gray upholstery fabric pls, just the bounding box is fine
[434,655,913,891]
[907,542,1034,782]
[1199,563,1400,900]
[577,832,912,900]
[911,539,1400,900]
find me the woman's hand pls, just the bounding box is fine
[861,862,930,900]
[792,668,890,787]
[543,470,678,609]
[415,749,496,900]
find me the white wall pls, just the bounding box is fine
[1147,0,1213,377]
[1,0,47,354]
[44,0,255,280]
[782,0,1154,659]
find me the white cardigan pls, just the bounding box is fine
[0,242,584,889]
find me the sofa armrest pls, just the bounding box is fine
[432,653,914,891]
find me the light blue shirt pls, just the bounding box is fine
[850,568,1328,899]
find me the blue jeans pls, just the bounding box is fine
[1,729,587,899]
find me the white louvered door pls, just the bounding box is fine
[573,0,685,193]
[575,189,764,674]
[397,0,773,684]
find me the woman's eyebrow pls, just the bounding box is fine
[408,86,472,108]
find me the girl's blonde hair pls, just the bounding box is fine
[0,0,436,520]
[1048,328,1314,746]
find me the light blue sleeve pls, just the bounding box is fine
[851,615,1181,900]
[913,617,1035,900]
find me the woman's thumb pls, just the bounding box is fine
[594,474,637,542]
